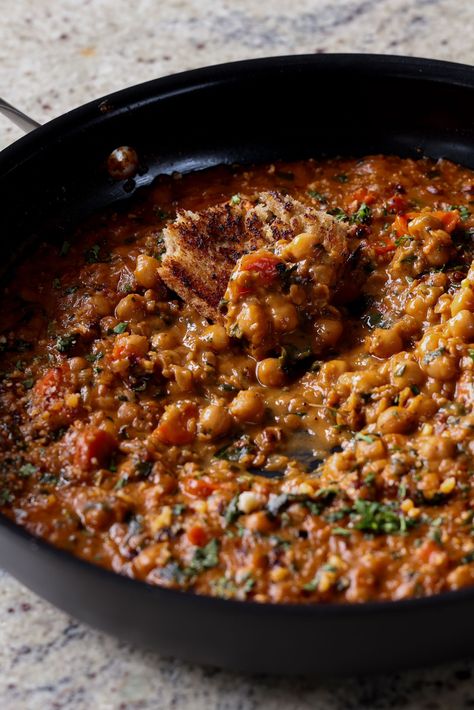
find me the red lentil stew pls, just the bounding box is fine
[1,155,474,603]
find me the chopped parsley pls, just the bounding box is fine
[355,432,375,444]
[224,495,240,525]
[394,235,413,246]
[187,539,220,575]
[351,202,371,225]
[86,351,104,363]
[113,322,128,334]
[307,190,327,203]
[0,488,13,505]
[55,333,78,353]
[267,493,289,517]
[114,475,129,490]
[39,473,58,486]
[332,527,351,536]
[19,463,38,477]
[303,563,338,591]
[363,309,385,329]
[351,499,412,534]
[328,207,348,222]
[136,460,153,477]
[214,439,254,462]
[423,347,446,364]
[448,204,470,220]
[84,243,101,263]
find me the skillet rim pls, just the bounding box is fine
[1,51,474,618]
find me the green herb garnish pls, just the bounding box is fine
[113,322,128,334]
[55,333,78,353]
[19,463,38,477]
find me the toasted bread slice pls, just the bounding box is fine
[159,191,351,321]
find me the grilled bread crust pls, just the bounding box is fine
[159,192,350,321]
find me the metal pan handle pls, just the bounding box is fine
[0,97,41,133]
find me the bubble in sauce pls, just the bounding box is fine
[107,146,139,180]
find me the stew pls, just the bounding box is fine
[1,155,474,604]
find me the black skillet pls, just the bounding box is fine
[0,54,474,675]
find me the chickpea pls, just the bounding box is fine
[390,358,425,388]
[447,564,474,591]
[405,294,429,319]
[235,302,269,345]
[422,229,453,267]
[134,254,161,289]
[319,359,348,384]
[198,404,233,440]
[154,401,197,445]
[407,394,439,420]
[396,314,419,338]
[244,510,275,534]
[377,406,416,434]
[115,294,146,322]
[337,369,385,395]
[256,358,286,387]
[172,365,194,392]
[355,437,386,461]
[418,330,441,357]
[229,390,265,423]
[417,436,456,461]
[269,299,299,333]
[422,353,458,381]
[117,401,140,423]
[285,232,318,260]
[451,283,474,316]
[314,318,343,349]
[132,543,168,577]
[113,334,149,359]
[87,293,113,317]
[68,356,89,372]
[201,324,229,352]
[368,327,403,358]
[448,309,474,341]
[417,471,440,500]
[152,329,179,350]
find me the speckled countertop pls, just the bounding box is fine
[1,1,474,708]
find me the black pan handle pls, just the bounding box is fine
[0,97,41,133]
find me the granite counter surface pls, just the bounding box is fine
[1,1,474,708]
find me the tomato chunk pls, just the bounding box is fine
[387,194,408,213]
[392,214,409,237]
[154,402,197,445]
[74,427,117,471]
[183,477,215,498]
[34,367,63,399]
[374,239,396,256]
[433,210,461,233]
[351,187,377,205]
[240,252,282,284]
[187,524,209,547]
